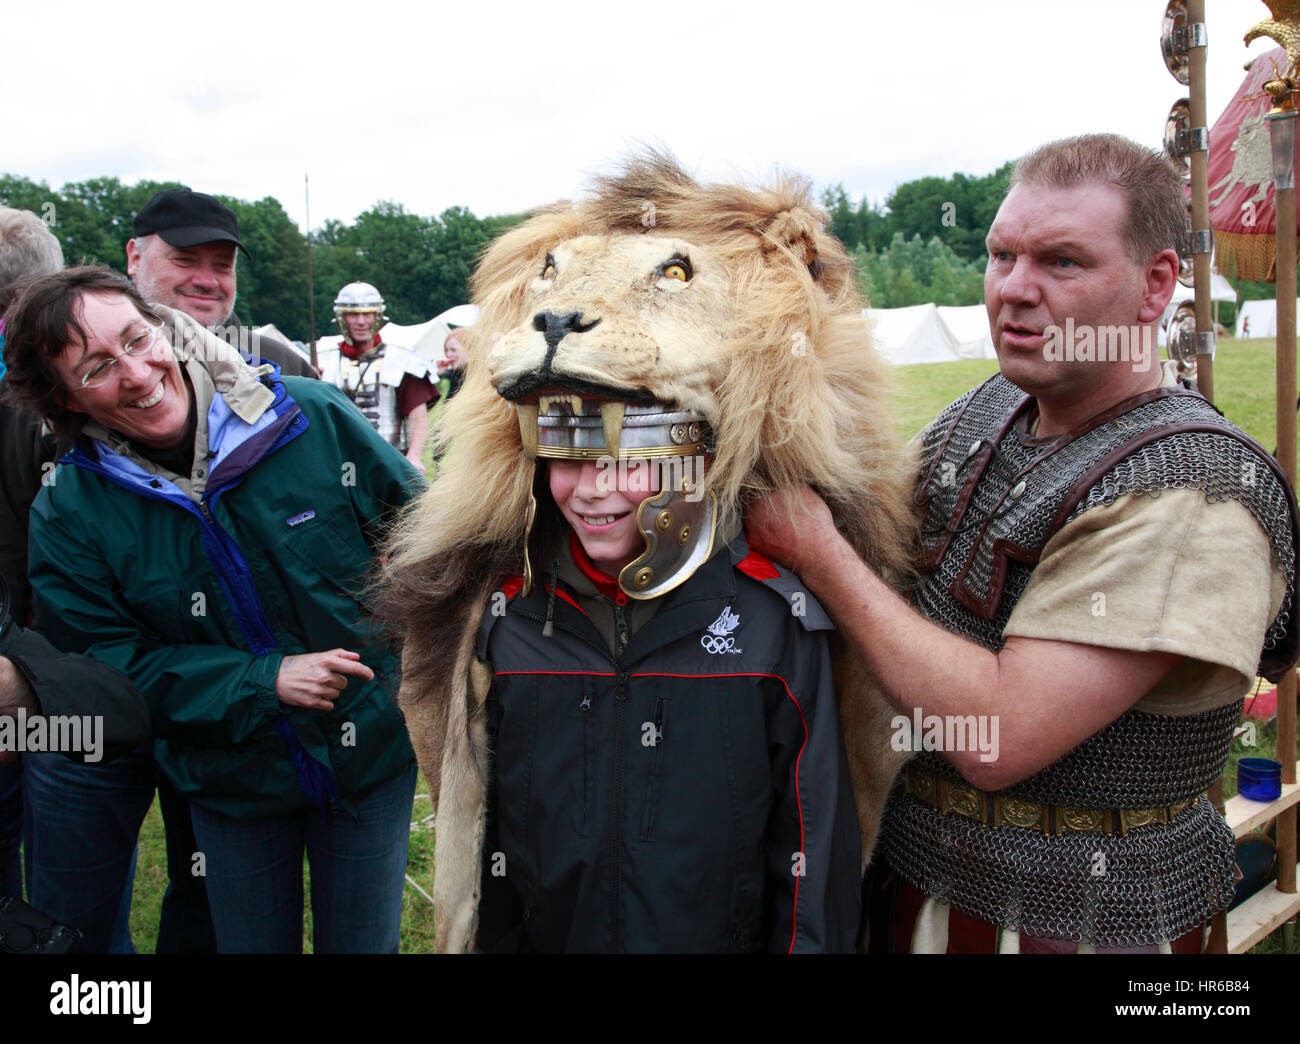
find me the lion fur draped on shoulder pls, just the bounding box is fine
[377,151,917,950]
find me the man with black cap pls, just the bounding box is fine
[127,189,315,379]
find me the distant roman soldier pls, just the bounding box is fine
[318,282,438,466]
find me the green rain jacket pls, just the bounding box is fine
[27,314,423,817]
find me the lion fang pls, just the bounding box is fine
[538,394,584,417]
[600,401,625,459]
[516,404,539,455]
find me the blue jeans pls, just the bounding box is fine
[189,764,416,954]
[21,744,214,953]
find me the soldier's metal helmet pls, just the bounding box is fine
[333,281,387,341]
[518,395,718,601]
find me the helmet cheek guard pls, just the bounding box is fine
[517,396,718,600]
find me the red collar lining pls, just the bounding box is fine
[569,531,627,604]
[340,337,382,359]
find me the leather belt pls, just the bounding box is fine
[903,765,1198,837]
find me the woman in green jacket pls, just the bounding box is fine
[3,266,424,953]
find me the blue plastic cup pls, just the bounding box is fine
[1238,757,1283,802]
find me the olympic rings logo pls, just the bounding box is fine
[700,635,741,655]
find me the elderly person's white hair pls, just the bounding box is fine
[0,206,64,315]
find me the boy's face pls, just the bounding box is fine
[549,459,657,577]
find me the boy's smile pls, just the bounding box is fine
[549,459,656,578]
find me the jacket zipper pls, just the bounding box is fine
[613,602,630,657]
[580,688,593,832]
[641,697,666,842]
[67,416,304,658]
[195,497,278,654]
[611,668,628,951]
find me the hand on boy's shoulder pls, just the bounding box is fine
[732,547,834,633]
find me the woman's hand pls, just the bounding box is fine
[275,649,374,711]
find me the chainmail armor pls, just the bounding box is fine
[883,788,1237,946]
[330,344,404,450]
[883,373,1299,946]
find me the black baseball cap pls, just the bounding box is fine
[133,188,251,258]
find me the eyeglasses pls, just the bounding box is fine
[78,325,167,389]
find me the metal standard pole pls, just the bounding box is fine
[1177,0,1227,952]
[306,173,317,371]
[1188,0,1215,401]
[1268,103,1298,896]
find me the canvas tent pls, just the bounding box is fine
[1234,299,1300,339]
[864,304,965,365]
[406,304,481,361]
[936,305,997,360]
[252,324,312,364]
[1168,271,1237,306]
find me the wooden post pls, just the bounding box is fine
[306,173,317,372]
[1183,0,1226,949]
[1275,162,1298,896]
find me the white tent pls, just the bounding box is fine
[864,304,964,365]
[1168,272,1237,305]
[1234,298,1300,339]
[407,304,481,361]
[253,324,312,364]
[936,305,997,360]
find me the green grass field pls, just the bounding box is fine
[100,349,1300,952]
[888,337,1295,453]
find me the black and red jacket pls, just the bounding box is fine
[474,534,861,953]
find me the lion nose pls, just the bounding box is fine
[532,310,601,351]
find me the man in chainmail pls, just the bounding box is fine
[317,282,438,468]
[747,133,1299,953]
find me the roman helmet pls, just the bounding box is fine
[518,396,718,601]
[333,282,387,343]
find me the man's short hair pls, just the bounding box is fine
[1,266,162,442]
[1009,133,1188,264]
[0,207,64,315]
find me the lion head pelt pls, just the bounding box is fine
[378,152,915,947]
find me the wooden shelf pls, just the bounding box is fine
[1226,872,1300,953]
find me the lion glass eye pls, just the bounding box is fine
[541,253,556,280]
[660,257,692,282]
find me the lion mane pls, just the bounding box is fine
[379,152,915,950]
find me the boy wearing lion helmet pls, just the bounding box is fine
[379,153,917,954]
[317,281,438,467]
[466,398,862,952]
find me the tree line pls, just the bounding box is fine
[822,164,1012,309]
[1,164,1021,341]
[0,174,527,343]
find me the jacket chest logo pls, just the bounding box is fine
[700,606,742,655]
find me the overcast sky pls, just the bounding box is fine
[2,0,1283,229]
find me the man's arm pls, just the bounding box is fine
[0,628,152,765]
[0,656,38,764]
[396,373,438,469]
[404,402,430,468]
[746,486,1179,790]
